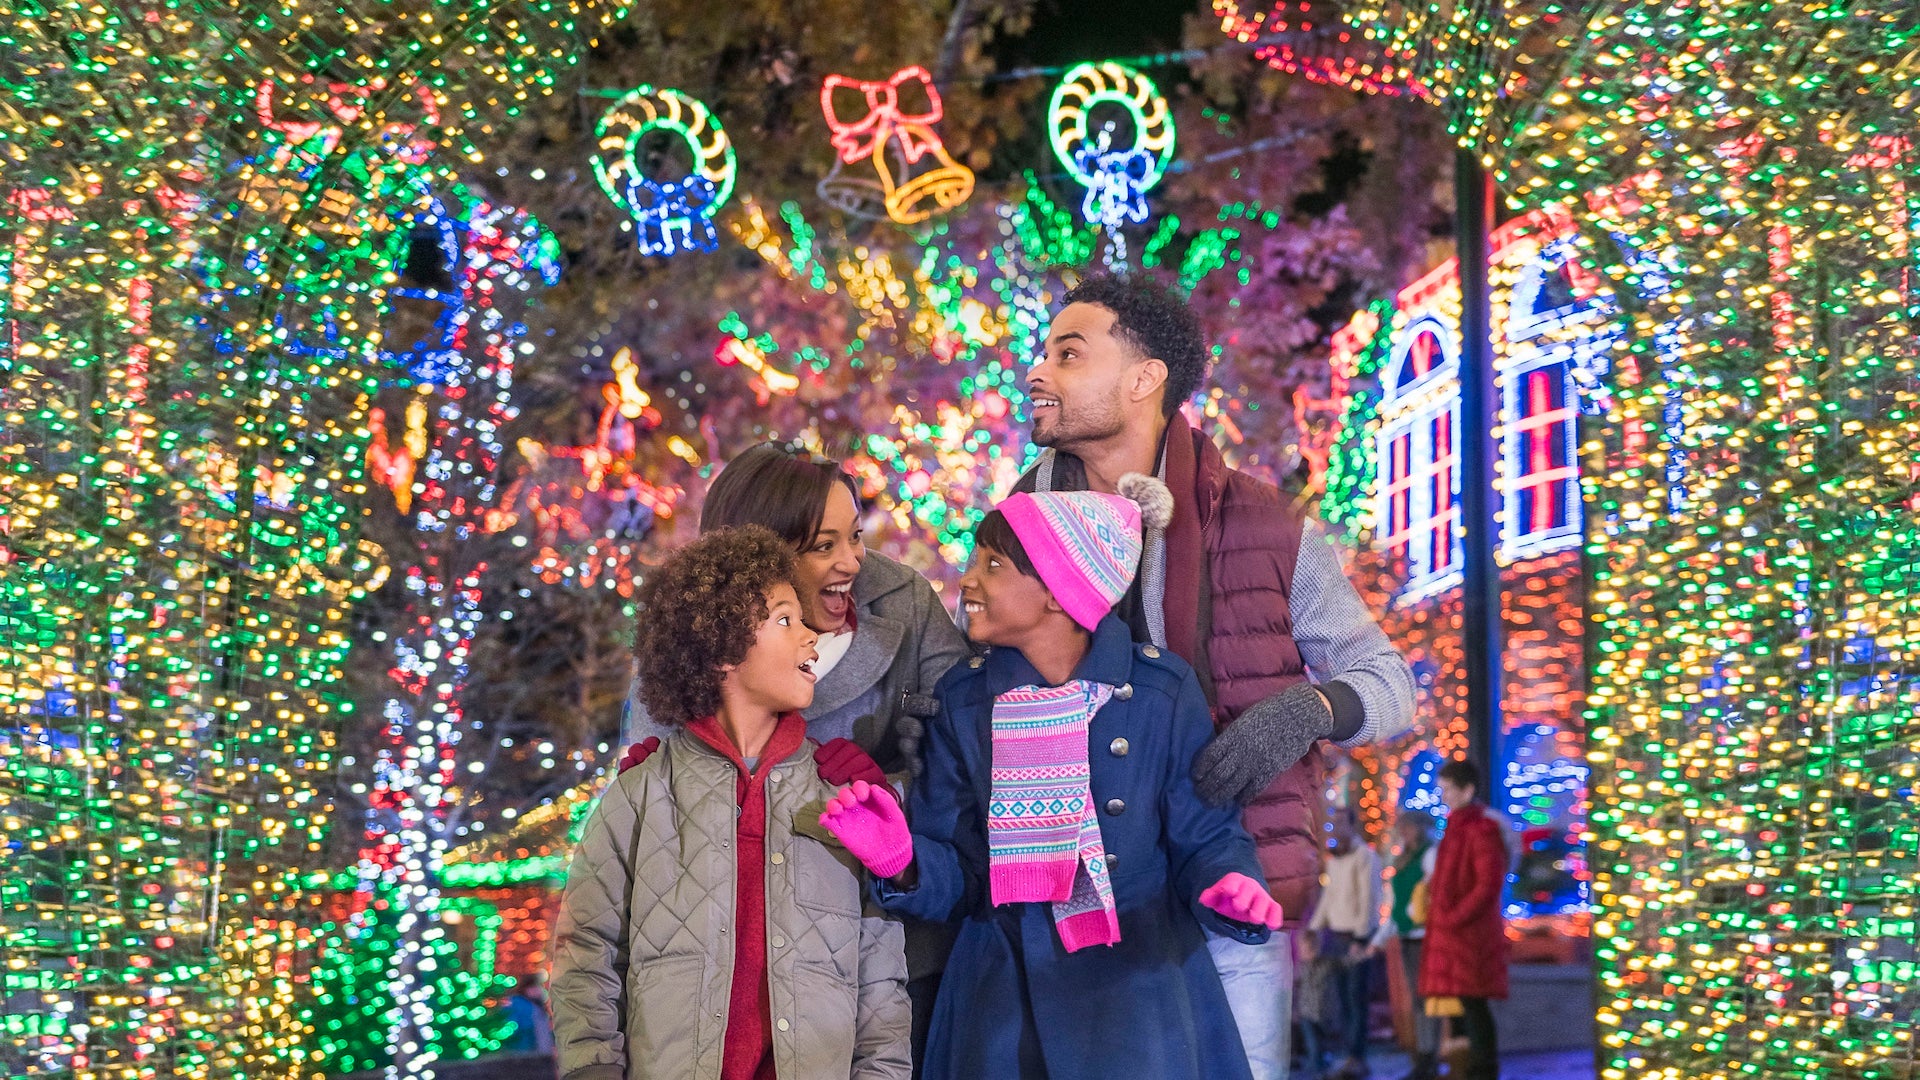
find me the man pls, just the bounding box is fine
[1016,274,1415,1079]
[1419,760,1509,1080]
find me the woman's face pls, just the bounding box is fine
[794,482,865,634]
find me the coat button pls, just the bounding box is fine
[770,852,785,865]
[777,1018,790,1032]
[771,935,785,949]
[1142,646,1161,659]
[1114,683,1133,700]
[968,656,984,669]
[770,771,783,783]
[1109,737,1130,757]
[1104,853,1118,869]
[1105,798,1126,815]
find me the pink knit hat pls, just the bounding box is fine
[996,473,1175,631]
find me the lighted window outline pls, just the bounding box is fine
[1497,240,1606,560]
[1497,356,1581,559]
[1376,315,1463,601]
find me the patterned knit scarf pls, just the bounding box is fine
[986,679,1120,952]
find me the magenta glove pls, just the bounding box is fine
[817,779,914,879]
[1199,871,1285,929]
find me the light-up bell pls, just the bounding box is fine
[819,65,974,225]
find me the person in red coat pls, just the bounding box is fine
[1419,759,1510,1080]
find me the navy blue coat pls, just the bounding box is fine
[877,616,1266,1080]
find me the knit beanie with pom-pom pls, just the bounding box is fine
[996,472,1174,631]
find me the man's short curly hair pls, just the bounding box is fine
[635,525,796,726]
[1063,274,1209,417]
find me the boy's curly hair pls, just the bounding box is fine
[635,525,796,726]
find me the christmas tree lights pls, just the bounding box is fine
[0,1,617,1077]
[1500,4,1920,1075]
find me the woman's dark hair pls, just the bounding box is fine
[1438,758,1483,798]
[635,526,796,726]
[700,443,861,549]
[1062,274,1209,418]
[973,509,1039,579]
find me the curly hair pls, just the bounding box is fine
[635,525,796,726]
[1063,273,1209,417]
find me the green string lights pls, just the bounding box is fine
[0,2,619,1078]
[1500,4,1920,1077]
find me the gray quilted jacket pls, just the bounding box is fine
[549,731,911,1080]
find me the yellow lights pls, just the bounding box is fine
[0,1,619,1077]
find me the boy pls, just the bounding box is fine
[549,526,910,1080]
[818,477,1284,1080]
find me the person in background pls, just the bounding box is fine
[617,443,969,1067]
[1291,892,1337,1078]
[1308,807,1383,1079]
[501,972,554,1053]
[1419,760,1510,1080]
[1369,811,1440,1080]
[1014,272,1415,1080]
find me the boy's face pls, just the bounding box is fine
[726,581,821,716]
[957,541,1060,647]
[1438,776,1475,810]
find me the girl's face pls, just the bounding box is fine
[956,541,1058,648]
[728,581,821,716]
[793,483,865,634]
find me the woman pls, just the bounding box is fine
[619,442,970,1065]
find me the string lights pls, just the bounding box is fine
[1047,61,1177,230]
[0,1,617,1076]
[1498,5,1920,1075]
[818,66,975,225]
[1321,205,1627,916]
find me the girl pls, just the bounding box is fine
[817,478,1284,1079]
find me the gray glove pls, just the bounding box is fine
[1192,683,1334,806]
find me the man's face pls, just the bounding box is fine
[1028,302,1148,449]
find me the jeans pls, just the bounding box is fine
[1206,928,1294,1080]
[1332,943,1371,1063]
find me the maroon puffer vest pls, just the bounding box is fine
[1196,460,1324,925]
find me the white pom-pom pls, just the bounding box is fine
[1116,473,1174,531]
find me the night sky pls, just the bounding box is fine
[1001,0,1197,67]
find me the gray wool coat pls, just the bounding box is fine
[623,550,971,778]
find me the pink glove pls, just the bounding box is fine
[817,779,914,879]
[1199,871,1285,929]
